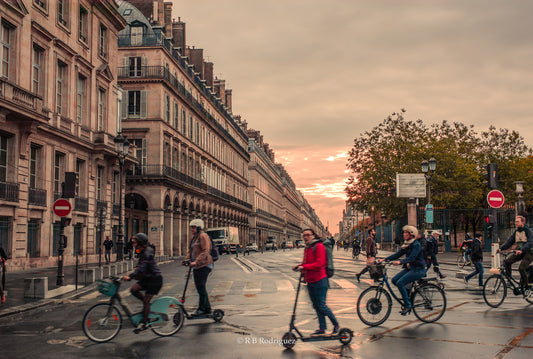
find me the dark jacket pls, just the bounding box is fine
[129,246,161,281]
[385,240,426,269]
[185,231,213,269]
[365,236,376,258]
[500,226,533,253]
[470,238,483,262]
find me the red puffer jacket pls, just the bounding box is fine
[301,241,327,284]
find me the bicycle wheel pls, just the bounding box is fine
[82,303,122,343]
[150,304,185,337]
[483,275,507,308]
[412,283,446,323]
[357,286,392,327]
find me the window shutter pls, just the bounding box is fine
[142,138,147,166]
[142,56,147,76]
[121,90,128,119]
[140,90,147,118]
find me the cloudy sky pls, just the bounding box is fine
[172,0,533,233]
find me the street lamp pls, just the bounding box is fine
[114,132,130,262]
[421,157,437,229]
[515,181,525,216]
[96,206,107,267]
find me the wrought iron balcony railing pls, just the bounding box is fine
[0,181,19,202]
[28,187,47,206]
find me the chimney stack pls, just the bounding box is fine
[172,18,186,51]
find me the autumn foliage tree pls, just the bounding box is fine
[346,111,532,236]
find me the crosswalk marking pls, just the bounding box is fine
[331,278,357,289]
[276,280,294,291]
[243,281,261,293]
[211,281,232,295]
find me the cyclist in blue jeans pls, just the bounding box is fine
[384,225,427,315]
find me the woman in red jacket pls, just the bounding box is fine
[293,228,339,335]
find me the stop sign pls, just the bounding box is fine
[487,190,505,208]
[53,198,72,217]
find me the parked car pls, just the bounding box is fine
[246,242,258,252]
[265,240,277,251]
[295,240,305,248]
[283,241,294,249]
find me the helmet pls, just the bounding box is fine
[133,233,148,245]
[402,225,418,238]
[189,218,204,230]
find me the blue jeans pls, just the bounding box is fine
[307,277,338,330]
[392,267,426,309]
[465,260,484,286]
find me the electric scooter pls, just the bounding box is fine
[180,260,224,322]
[281,272,353,349]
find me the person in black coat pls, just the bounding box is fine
[464,233,484,287]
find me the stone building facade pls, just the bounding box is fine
[0,0,126,270]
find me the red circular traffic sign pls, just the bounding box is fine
[53,199,71,217]
[487,190,505,208]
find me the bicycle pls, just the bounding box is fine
[456,247,472,268]
[352,245,361,260]
[82,277,185,343]
[482,251,533,308]
[356,262,447,327]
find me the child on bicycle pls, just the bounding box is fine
[382,225,426,315]
[122,233,163,333]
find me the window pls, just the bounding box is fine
[188,116,193,139]
[128,90,141,116]
[32,45,44,95]
[58,0,69,27]
[99,24,107,58]
[128,56,141,77]
[34,0,47,10]
[173,103,178,129]
[181,109,186,134]
[130,26,143,46]
[54,152,65,195]
[96,166,103,200]
[56,61,67,115]
[164,95,170,123]
[76,159,85,197]
[30,145,42,188]
[1,22,12,78]
[0,135,7,182]
[79,6,88,42]
[97,88,106,131]
[112,171,119,203]
[130,139,146,175]
[195,121,199,144]
[76,75,86,124]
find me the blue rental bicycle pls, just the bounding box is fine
[356,262,446,327]
[82,277,184,342]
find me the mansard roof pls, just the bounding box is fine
[116,0,156,38]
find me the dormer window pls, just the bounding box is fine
[130,26,143,46]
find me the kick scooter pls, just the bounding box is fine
[180,260,224,322]
[281,272,353,349]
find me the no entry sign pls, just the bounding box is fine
[53,198,71,217]
[487,190,505,208]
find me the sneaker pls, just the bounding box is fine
[440,274,447,279]
[1,294,5,304]
[133,322,148,334]
[331,325,340,335]
[464,278,469,286]
[399,307,411,316]
[311,329,325,335]
[356,274,361,283]
[193,309,207,317]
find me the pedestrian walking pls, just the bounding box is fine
[126,237,134,259]
[103,236,113,264]
[464,233,484,287]
[0,245,7,304]
[184,219,213,316]
[356,228,377,282]
[292,228,339,335]
[426,232,447,279]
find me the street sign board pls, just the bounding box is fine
[487,190,505,208]
[425,204,434,224]
[53,199,71,217]
[396,173,426,198]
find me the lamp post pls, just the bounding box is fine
[515,181,525,216]
[421,157,437,230]
[114,132,130,262]
[96,206,107,267]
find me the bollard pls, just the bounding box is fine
[490,243,500,274]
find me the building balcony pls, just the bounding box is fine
[112,203,121,217]
[28,187,47,206]
[0,181,19,202]
[127,164,252,210]
[74,197,89,213]
[0,78,43,114]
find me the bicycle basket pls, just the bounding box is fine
[368,263,384,280]
[96,279,117,296]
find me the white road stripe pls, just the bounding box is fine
[331,278,357,289]
[243,281,261,293]
[276,280,294,291]
[211,281,232,295]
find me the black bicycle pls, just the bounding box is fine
[357,262,446,327]
[482,251,533,308]
[352,245,361,260]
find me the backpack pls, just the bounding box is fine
[207,234,219,262]
[431,237,439,255]
[313,238,334,278]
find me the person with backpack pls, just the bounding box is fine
[103,236,113,264]
[184,219,213,317]
[464,233,484,287]
[356,228,377,282]
[122,233,163,333]
[292,228,339,335]
[426,232,446,279]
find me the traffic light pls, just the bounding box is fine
[484,214,496,229]
[60,217,71,227]
[63,172,77,198]
[486,163,498,189]
[60,234,67,248]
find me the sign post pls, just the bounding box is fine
[53,199,71,286]
[486,190,505,247]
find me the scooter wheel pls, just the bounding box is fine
[212,309,224,322]
[338,328,353,345]
[282,332,297,349]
